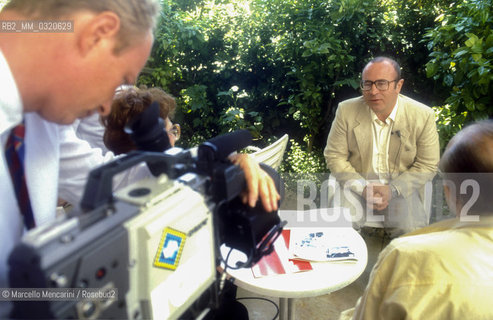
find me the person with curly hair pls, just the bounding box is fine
[102,86,180,154]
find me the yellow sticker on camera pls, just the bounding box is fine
[153,227,186,270]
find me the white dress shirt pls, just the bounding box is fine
[0,51,150,317]
[370,101,399,184]
[57,124,150,207]
[72,113,109,153]
[345,102,399,195]
[0,51,60,316]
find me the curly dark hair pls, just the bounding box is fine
[101,86,176,155]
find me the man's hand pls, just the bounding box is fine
[228,153,280,212]
[372,184,392,203]
[363,183,391,211]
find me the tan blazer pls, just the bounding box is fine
[324,94,439,200]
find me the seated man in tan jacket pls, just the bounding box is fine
[324,56,439,236]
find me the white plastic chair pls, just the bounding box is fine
[248,134,289,170]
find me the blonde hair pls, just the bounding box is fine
[3,0,160,52]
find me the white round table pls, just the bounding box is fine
[221,227,368,320]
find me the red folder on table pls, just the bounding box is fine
[251,229,312,278]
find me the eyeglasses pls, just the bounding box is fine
[360,79,399,91]
[168,123,181,141]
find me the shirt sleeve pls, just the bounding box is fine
[57,124,151,207]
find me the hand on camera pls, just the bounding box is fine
[228,153,280,212]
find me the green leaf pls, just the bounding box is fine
[426,62,438,78]
[454,49,468,58]
[302,50,312,58]
[465,33,479,47]
[478,66,486,76]
[349,78,359,89]
[318,43,330,54]
[466,103,476,112]
[472,53,482,61]
[444,74,454,86]
[217,91,231,97]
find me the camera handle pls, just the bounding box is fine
[80,151,191,212]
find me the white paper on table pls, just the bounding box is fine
[288,228,358,262]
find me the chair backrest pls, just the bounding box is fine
[251,134,289,170]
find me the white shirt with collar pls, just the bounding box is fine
[346,101,399,195]
[0,51,150,317]
[0,51,60,316]
[370,101,399,184]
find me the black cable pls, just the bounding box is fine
[220,248,234,290]
[236,297,280,320]
[218,246,254,301]
[215,200,254,271]
[219,246,254,270]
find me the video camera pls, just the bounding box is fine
[8,107,285,319]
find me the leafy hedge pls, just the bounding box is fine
[425,0,493,150]
[139,0,492,165]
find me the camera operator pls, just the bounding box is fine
[0,1,279,318]
[101,86,254,320]
[56,86,179,208]
[102,86,180,153]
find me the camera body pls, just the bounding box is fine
[118,171,217,319]
[9,137,284,319]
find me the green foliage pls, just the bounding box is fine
[140,0,272,142]
[217,87,264,137]
[138,0,490,165]
[425,0,493,130]
[379,0,451,103]
[280,139,326,175]
[279,139,327,206]
[261,0,394,150]
[433,104,467,152]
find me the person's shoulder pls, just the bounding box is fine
[340,96,365,107]
[405,218,458,235]
[381,220,461,265]
[376,231,444,278]
[398,94,434,115]
[381,220,450,253]
[337,96,366,115]
[25,112,60,138]
[380,218,493,281]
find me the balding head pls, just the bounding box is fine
[363,56,401,80]
[439,120,493,215]
[440,120,493,173]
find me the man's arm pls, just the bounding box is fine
[391,109,439,199]
[324,104,367,195]
[57,124,150,206]
[58,125,280,212]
